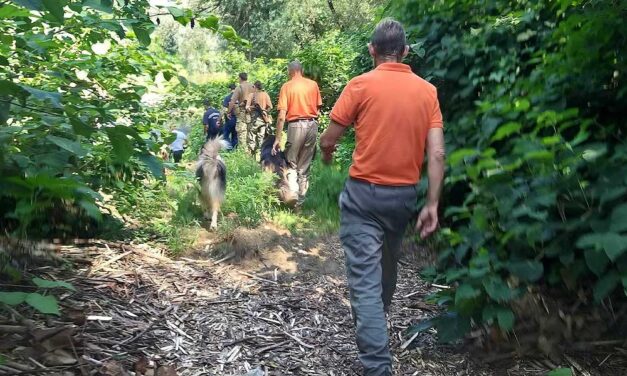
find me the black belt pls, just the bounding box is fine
[349,177,417,189]
[288,118,317,123]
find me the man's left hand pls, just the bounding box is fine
[319,140,336,165]
[415,203,439,239]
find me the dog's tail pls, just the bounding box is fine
[200,136,230,160]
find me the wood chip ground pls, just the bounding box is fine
[1,236,626,375]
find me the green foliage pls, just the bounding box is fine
[32,277,76,291]
[0,0,244,237]
[393,0,627,341]
[0,277,74,315]
[296,31,366,110]
[214,0,384,58]
[222,149,281,226]
[303,160,347,233]
[547,369,573,376]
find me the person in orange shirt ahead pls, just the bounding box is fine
[272,60,322,207]
[320,19,445,375]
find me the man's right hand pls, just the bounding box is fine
[271,139,281,156]
[415,203,439,239]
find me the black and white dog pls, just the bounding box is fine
[260,135,298,207]
[196,137,228,230]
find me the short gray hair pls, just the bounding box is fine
[371,18,406,57]
[288,60,303,74]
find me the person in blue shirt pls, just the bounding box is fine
[221,83,237,149]
[202,99,221,143]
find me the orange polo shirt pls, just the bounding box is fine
[277,75,322,122]
[330,63,443,186]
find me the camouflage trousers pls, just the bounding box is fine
[248,115,268,156]
[235,107,251,153]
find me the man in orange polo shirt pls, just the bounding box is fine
[272,60,322,206]
[320,19,445,375]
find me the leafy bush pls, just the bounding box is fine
[304,159,348,233]
[391,0,627,340]
[0,0,243,238]
[0,277,75,316]
[296,31,367,111]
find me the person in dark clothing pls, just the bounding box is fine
[202,99,221,142]
[221,83,238,149]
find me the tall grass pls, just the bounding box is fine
[112,140,348,255]
[303,159,348,234]
[112,168,202,254]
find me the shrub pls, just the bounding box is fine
[391,0,627,340]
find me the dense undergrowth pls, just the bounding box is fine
[392,0,627,343]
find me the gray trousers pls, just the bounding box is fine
[339,179,417,376]
[284,119,318,202]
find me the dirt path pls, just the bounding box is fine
[9,231,625,375]
[4,230,498,376]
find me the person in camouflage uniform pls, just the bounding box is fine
[246,81,273,156]
[227,73,255,153]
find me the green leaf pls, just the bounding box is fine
[482,276,513,302]
[138,153,164,179]
[46,135,87,157]
[198,15,219,30]
[0,291,27,305]
[42,0,65,22]
[448,148,478,166]
[32,277,75,291]
[21,86,62,108]
[25,293,60,315]
[581,143,607,162]
[11,0,43,10]
[162,70,173,81]
[455,284,481,304]
[507,260,544,282]
[0,99,9,125]
[491,122,521,142]
[547,368,572,376]
[496,307,515,331]
[482,304,498,323]
[585,248,609,276]
[79,199,102,221]
[70,117,93,137]
[82,0,112,13]
[577,233,627,261]
[132,22,153,46]
[0,80,27,97]
[0,3,31,17]
[434,313,471,343]
[166,6,184,17]
[219,25,237,41]
[610,204,627,233]
[593,271,620,303]
[106,127,134,161]
[514,99,530,111]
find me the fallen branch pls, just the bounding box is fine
[0,325,28,334]
[237,271,278,284]
[282,330,315,349]
[400,331,420,350]
[89,250,133,274]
